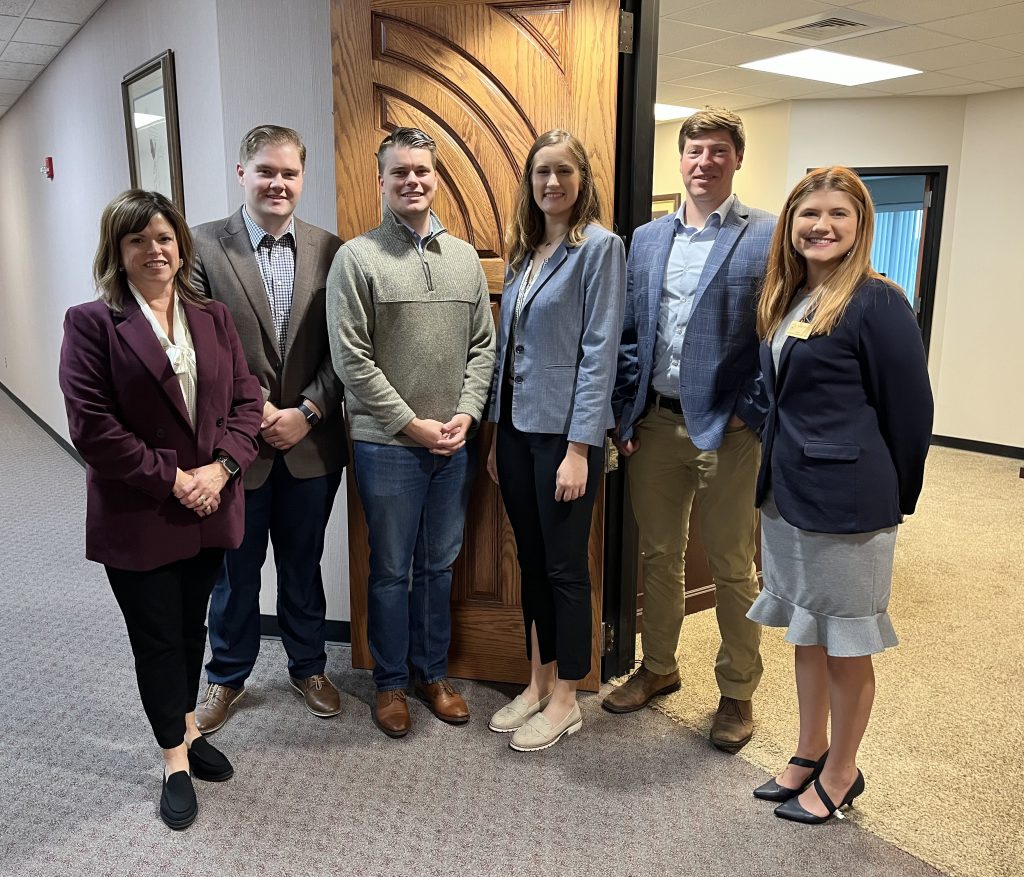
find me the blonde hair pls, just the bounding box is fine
[94,190,204,312]
[506,130,603,272]
[239,124,306,167]
[757,166,898,340]
[678,107,745,155]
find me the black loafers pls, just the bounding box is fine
[187,735,234,782]
[160,770,197,831]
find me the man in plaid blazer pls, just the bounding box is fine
[607,108,776,753]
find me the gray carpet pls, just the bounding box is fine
[0,387,944,877]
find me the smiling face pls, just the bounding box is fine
[530,143,581,225]
[679,128,742,209]
[119,213,180,295]
[379,145,437,231]
[790,188,860,286]
[237,142,304,232]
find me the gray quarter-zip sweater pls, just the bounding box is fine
[326,208,496,446]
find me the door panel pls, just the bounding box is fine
[332,0,620,691]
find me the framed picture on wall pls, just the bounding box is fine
[121,50,185,210]
[651,192,681,219]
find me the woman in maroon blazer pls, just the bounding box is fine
[59,190,262,830]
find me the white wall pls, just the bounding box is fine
[652,92,1024,449]
[0,0,351,621]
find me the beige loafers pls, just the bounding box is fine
[509,703,582,752]
[488,692,552,733]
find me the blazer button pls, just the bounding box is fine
[514,375,524,384]
[216,417,225,427]
[515,345,524,354]
[156,428,166,439]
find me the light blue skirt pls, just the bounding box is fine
[747,495,899,657]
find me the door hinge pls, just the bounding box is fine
[602,622,616,656]
[619,10,634,54]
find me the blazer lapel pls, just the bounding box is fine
[691,202,748,313]
[220,212,281,364]
[116,298,193,429]
[186,301,219,432]
[521,244,568,311]
[285,219,316,354]
[646,216,677,340]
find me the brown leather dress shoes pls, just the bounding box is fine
[374,689,411,738]
[195,683,245,734]
[414,678,470,725]
[710,696,754,753]
[289,673,342,717]
[601,665,681,714]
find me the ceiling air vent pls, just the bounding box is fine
[751,11,901,46]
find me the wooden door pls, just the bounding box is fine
[331,0,620,691]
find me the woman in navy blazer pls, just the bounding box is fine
[485,130,625,751]
[59,191,262,829]
[746,168,933,823]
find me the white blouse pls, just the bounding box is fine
[129,284,197,426]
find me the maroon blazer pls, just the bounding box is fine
[59,296,263,571]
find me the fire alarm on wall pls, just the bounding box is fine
[40,157,54,179]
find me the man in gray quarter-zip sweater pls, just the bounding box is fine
[327,127,495,739]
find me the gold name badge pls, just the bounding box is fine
[786,320,812,340]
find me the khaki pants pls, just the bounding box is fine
[628,404,763,699]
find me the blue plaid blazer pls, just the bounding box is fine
[612,198,776,450]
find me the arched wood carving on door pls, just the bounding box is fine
[331,0,620,691]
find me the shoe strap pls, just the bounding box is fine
[789,756,818,769]
[813,778,838,814]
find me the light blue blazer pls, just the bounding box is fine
[487,223,626,447]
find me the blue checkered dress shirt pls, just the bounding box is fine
[243,206,296,355]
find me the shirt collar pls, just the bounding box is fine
[675,193,735,234]
[398,212,444,250]
[242,205,295,251]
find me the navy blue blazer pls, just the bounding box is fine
[487,224,626,448]
[757,278,934,534]
[613,198,776,450]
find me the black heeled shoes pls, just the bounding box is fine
[753,751,828,802]
[774,770,865,824]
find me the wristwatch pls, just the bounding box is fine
[216,453,240,479]
[298,401,321,427]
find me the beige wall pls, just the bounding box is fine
[651,92,1023,448]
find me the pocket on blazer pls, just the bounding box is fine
[803,441,860,461]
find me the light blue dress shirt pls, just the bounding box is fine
[651,194,735,398]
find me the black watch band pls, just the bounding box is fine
[298,402,321,427]
[216,454,240,479]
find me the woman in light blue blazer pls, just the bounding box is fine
[485,130,625,751]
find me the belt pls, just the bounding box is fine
[652,393,683,416]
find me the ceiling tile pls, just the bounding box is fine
[943,57,1024,81]
[0,13,18,40]
[659,0,714,16]
[674,65,791,92]
[0,95,13,108]
[908,82,1006,95]
[679,34,798,65]
[664,0,834,33]
[0,75,30,95]
[656,82,720,105]
[847,0,1016,26]
[704,92,775,110]
[888,41,1016,72]
[739,76,838,99]
[657,55,724,82]
[867,71,975,93]
[981,32,1024,52]
[0,1,31,15]
[1,41,60,64]
[12,16,77,44]
[0,59,43,79]
[658,19,733,55]
[991,74,1024,86]
[27,0,103,23]
[925,6,1024,41]
[819,26,960,60]
[791,85,891,99]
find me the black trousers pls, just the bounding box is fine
[496,393,602,680]
[105,548,224,749]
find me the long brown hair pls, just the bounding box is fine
[757,166,898,340]
[506,130,603,272]
[94,190,205,312]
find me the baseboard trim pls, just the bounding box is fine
[0,380,83,466]
[932,434,1024,460]
[260,614,351,646]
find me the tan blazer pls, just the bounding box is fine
[191,208,347,489]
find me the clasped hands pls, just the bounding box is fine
[261,401,314,451]
[173,464,228,518]
[403,414,472,457]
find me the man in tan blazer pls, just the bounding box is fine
[190,125,346,733]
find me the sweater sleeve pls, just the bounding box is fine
[456,265,497,423]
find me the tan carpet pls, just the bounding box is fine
[630,446,1024,877]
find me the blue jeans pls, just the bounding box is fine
[206,454,341,687]
[353,440,473,690]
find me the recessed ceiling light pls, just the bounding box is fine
[740,49,920,87]
[655,103,698,122]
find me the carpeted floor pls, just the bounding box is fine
[0,387,949,877]
[644,445,1024,877]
